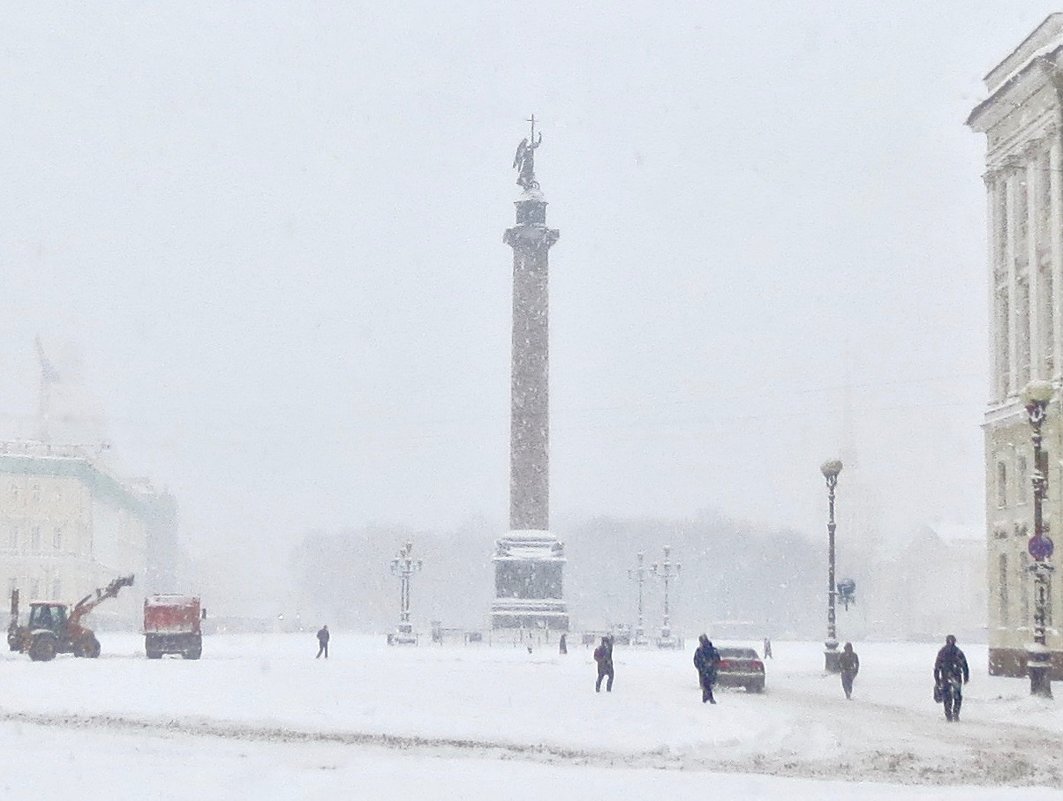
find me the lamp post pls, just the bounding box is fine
[821,459,843,673]
[651,545,681,648]
[1023,380,1055,699]
[389,541,423,645]
[627,551,648,646]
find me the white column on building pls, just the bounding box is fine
[1050,133,1063,383]
[986,170,1002,401]
[1006,167,1019,397]
[1026,153,1041,377]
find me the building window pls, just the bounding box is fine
[1017,176,1029,254]
[999,553,1009,626]
[1039,152,1052,238]
[1021,552,1030,625]
[30,527,40,551]
[1017,277,1031,387]
[996,288,1010,399]
[1044,574,1054,627]
[51,577,61,601]
[1041,260,1055,374]
[1016,455,1028,504]
[53,526,63,552]
[29,578,39,599]
[30,483,40,510]
[997,462,1008,507]
[997,182,1009,264]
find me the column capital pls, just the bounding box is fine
[1002,154,1026,172]
[504,225,560,251]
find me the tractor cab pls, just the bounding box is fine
[28,602,68,633]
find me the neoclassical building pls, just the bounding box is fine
[0,441,177,627]
[968,14,1063,677]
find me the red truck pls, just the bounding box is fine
[144,595,203,660]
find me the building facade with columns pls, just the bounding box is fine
[0,441,177,627]
[968,14,1063,678]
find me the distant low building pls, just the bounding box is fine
[863,526,986,642]
[0,440,177,626]
[968,14,1063,678]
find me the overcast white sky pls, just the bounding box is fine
[0,3,1056,577]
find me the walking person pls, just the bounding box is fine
[763,637,773,659]
[693,634,721,704]
[839,642,859,699]
[559,633,567,655]
[934,634,969,721]
[593,636,614,692]
[316,625,330,659]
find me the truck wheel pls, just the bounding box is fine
[182,648,202,660]
[146,650,162,659]
[75,637,101,658]
[29,633,58,662]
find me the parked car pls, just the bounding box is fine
[715,646,766,693]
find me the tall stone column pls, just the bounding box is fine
[491,120,568,631]
[505,191,557,530]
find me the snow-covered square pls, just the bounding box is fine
[2,633,1061,799]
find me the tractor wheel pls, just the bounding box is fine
[146,649,163,659]
[29,633,58,662]
[182,647,202,660]
[75,637,101,659]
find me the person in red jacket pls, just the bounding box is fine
[593,636,614,692]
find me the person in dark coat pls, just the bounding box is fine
[559,633,567,655]
[593,636,614,692]
[934,634,969,721]
[763,637,773,659]
[316,625,330,659]
[839,642,859,699]
[693,634,721,704]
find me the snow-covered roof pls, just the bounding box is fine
[145,595,199,606]
[985,13,1063,92]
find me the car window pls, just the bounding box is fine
[718,648,759,658]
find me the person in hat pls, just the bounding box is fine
[693,634,722,704]
[593,635,614,692]
[934,634,969,721]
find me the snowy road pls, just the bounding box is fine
[1,633,1061,798]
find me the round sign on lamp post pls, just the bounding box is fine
[1029,535,1054,561]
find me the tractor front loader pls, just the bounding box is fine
[7,574,135,662]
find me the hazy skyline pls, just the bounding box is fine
[1,3,1053,590]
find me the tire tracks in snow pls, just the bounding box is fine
[1,701,1060,788]
[732,681,1063,788]
[0,709,648,767]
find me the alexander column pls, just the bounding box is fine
[491,117,569,631]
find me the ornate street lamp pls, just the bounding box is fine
[627,551,649,646]
[821,459,843,673]
[1022,380,1055,698]
[651,545,681,649]
[389,541,423,646]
